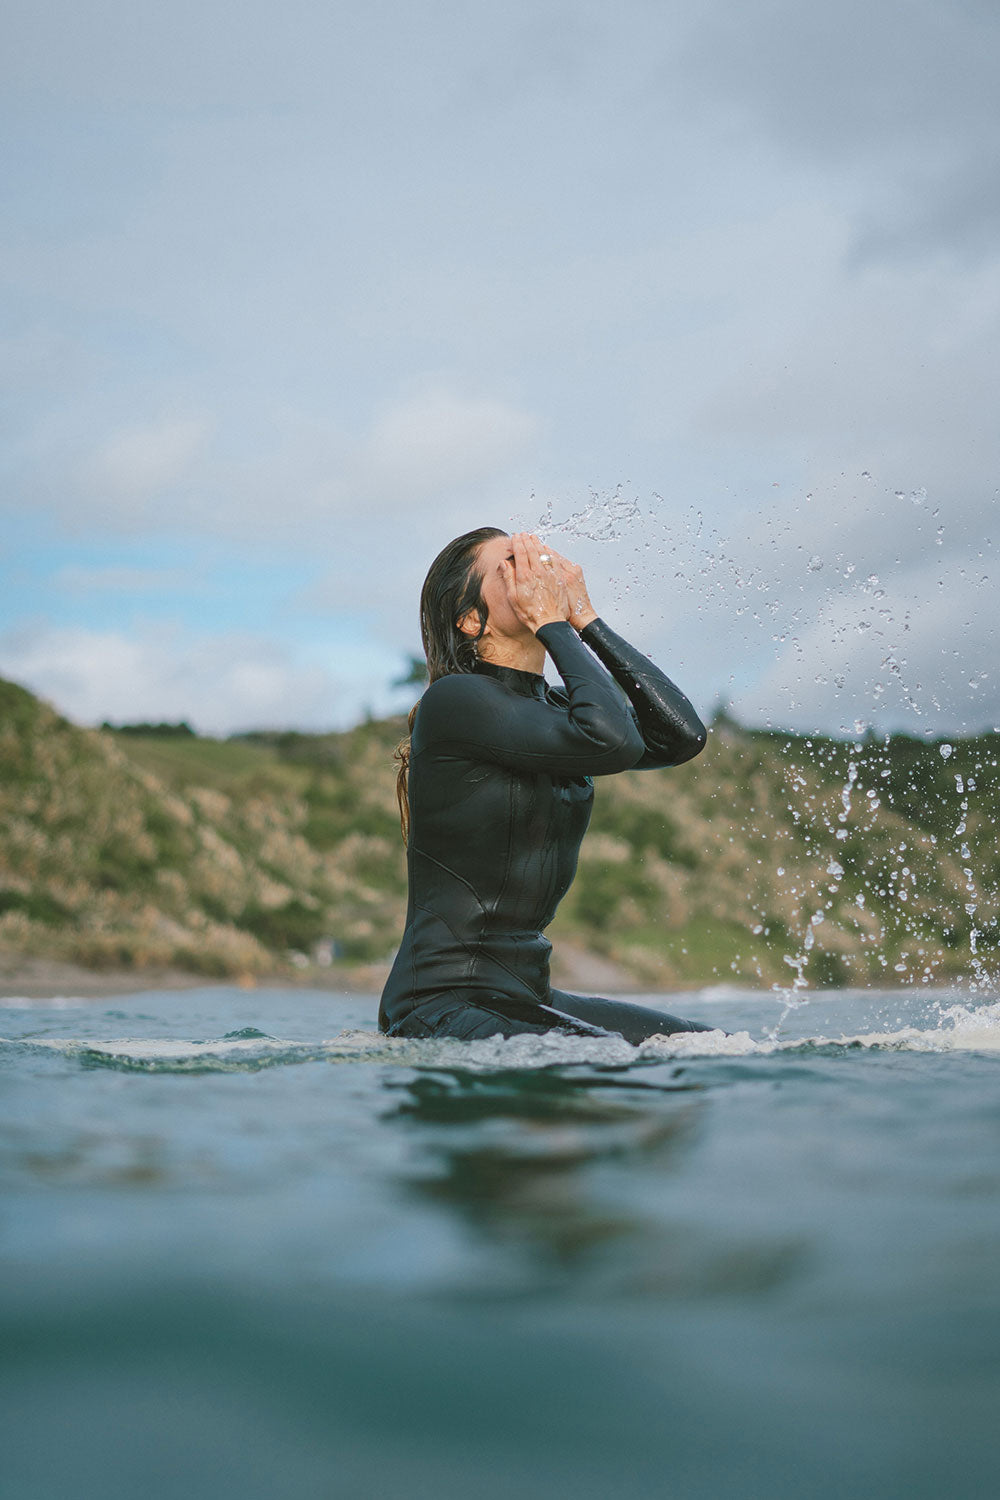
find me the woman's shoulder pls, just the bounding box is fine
[421,671,496,706]
[413,672,499,743]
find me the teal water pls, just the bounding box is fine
[2,985,999,1498]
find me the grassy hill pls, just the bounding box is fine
[1,675,997,990]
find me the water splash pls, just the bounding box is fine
[7,1001,1000,1072]
[513,480,996,1011]
[533,487,643,542]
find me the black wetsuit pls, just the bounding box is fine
[378,618,713,1043]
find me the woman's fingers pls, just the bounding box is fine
[544,544,573,575]
[520,532,542,570]
[511,531,533,582]
[538,543,596,630]
[507,532,569,627]
[544,546,584,593]
[512,532,549,585]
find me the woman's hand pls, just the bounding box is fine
[500,532,571,632]
[544,546,598,633]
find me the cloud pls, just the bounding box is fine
[3,1,999,738]
[694,254,1000,514]
[81,415,211,511]
[359,387,539,505]
[0,622,397,734]
[10,383,539,545]
[677,0,1000,266]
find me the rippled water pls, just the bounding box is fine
[2,984,999,1498]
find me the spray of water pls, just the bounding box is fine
[514,477,997,1031]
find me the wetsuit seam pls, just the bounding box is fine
[413,847,489,909]
[412,903,484,965]
[409,900,545,1001]
[408,849,489,1001]
[490,769,515,943]
[408,908,544,1004]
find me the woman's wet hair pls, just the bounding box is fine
[418,525,507,681]
[395,526,506,843]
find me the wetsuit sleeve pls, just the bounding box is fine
[579,617,707,769]
[416,621,644,776]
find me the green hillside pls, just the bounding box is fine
[1,675,997,990]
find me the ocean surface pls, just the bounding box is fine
[2,983,999,1499]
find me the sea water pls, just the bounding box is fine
[2,984,999,1498]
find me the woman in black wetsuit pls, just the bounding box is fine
[379,526,714,1044]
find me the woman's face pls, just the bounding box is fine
[468,532,530,646]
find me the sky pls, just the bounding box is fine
[2,0,998,737]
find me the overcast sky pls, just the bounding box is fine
[3,0,998,736]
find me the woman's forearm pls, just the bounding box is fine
[579,618,707,769]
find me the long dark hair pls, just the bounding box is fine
[395,525,506,843]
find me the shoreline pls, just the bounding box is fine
[0,955,390,1002]
[0,940,653,1003]
[0,952,981,1003]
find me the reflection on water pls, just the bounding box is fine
[391,1068,696,1270]
[386,1065,805,1299]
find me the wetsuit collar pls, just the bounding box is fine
[473,658,549,700]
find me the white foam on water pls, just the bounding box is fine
[637,999,1000,1058]
[1,1026,642,1072]
[5,1003,1000,1071]
[1,1028,399,1071]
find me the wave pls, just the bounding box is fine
[4,1001,1000,1073]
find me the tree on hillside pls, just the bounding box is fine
[392,655,429,690]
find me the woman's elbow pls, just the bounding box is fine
[673,719,708,765]
[578,709,644,773]
[607,718,646,772]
